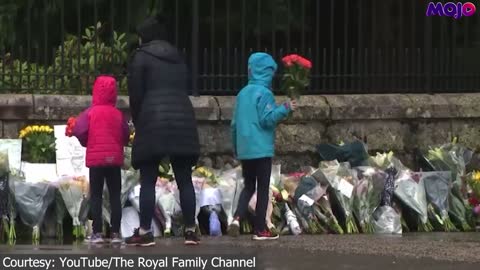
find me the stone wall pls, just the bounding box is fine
[1,93,480,172]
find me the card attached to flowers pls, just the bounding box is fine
[338,178,354,199]
[299,194,315,206]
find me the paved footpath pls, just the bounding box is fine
[1,233,480,270]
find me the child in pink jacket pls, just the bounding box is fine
[73,75,129,244]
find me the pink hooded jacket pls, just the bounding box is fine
[73,76,129,168]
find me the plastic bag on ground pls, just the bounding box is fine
[373,206,402,234]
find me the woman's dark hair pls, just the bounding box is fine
[136,14,169,43]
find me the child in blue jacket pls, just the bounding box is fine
[229,52,297,240]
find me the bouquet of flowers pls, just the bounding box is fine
[467,171,480,203]
[217,167,243,225]
[394,171,433,232]
[466,171,480,222]
[352,167,387,233]
[293,175,328,234]
[316,195,344,234]
[56,176,89,239]
[156,178,180,236]
[158,158,173,180]
[318,161,359,233]
[449,192,472,231]
[0,151,11,242]
[421,171,457,232]
[13,177,56,243]
[280,54,312,100]
[65,117,76,137]
[19,125,56,163]
[194,166,218,186]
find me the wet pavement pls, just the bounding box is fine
[1,233,480,270]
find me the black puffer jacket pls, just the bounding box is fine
[127,40,200,169]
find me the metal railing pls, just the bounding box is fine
[0,0,479,96]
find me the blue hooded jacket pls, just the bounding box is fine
[231,53,291,160]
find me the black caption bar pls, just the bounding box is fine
[0,255,257,270]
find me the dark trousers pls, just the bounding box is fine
[89,166,122,234]
[234,157,272,232]
[139,156,196,230]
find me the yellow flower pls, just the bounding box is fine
[25,126,32,133]
[19,131,26,139]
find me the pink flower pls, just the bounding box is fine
[474,205,480,216]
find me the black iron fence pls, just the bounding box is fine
[1,0,480,96]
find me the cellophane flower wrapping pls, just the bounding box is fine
[394,170,433,232]
[449,192,472,231]
[318,161,359,233]
[13,177,56,242]
[352,167,387,233]
[0,150,10,240]
[156,178,180,235]
[372,206,402,234]
[293,175,327,234]
[424,144,472,210]
[218,167,243,225]
[284,203,302,235]
[421,171,457,232]
[54,189,67,240]
[123,147,132,170]
[56,176,89,239]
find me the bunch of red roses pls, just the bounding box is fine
[282,54,312,69]
[281,54,312,100]
[65,117,76,137]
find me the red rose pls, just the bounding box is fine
[65,116,77,137]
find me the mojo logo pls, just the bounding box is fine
[426,2,476,19]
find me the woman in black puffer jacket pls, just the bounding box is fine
[125,15,200,246]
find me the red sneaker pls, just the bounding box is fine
[252,230,279,241]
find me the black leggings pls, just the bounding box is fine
[234,157,272,232]
[139,156,196,230]
[89,166,122,234]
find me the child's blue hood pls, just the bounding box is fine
[248,52,277,88]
